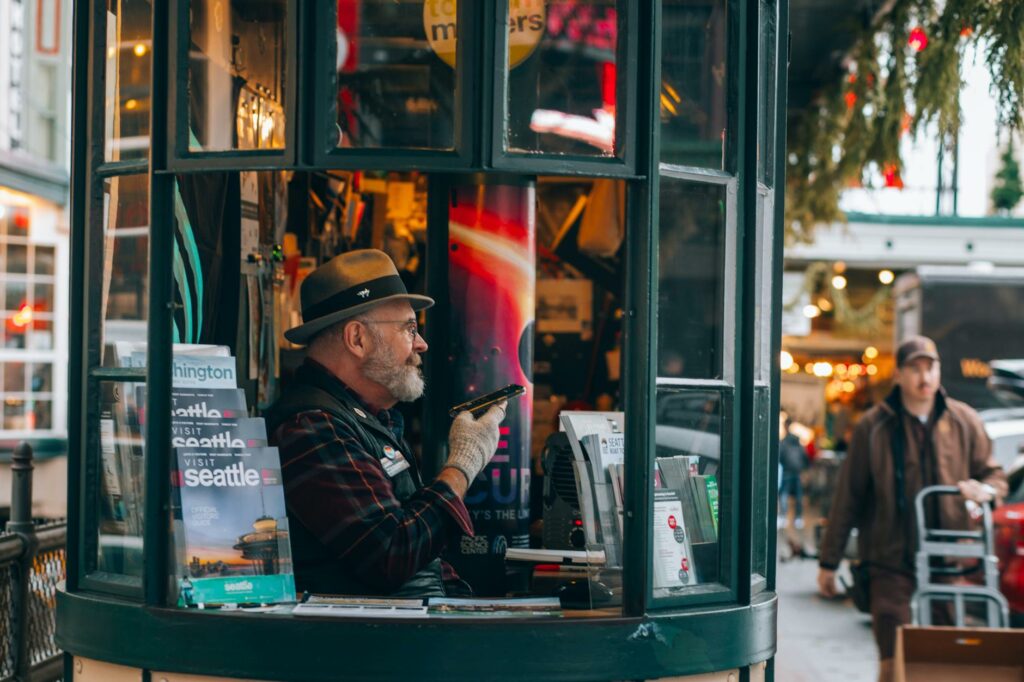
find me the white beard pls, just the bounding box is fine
[363,337,425,403]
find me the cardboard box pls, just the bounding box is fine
[896,626,1024,682]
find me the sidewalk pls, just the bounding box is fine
[775,548,877,681]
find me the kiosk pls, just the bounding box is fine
[57,0,788,679]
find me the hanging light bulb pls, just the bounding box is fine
[832,275,848,290]
[878,269,895,285]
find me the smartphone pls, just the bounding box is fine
[449,384,525,418]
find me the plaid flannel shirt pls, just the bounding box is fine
[273,366,472,593]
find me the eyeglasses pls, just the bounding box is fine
[360,319,421,341]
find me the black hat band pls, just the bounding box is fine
[302,274,409,323]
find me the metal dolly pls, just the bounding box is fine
[910,485,1010,628]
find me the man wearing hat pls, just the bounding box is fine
[816,336,1007,682]
[266,249,506,598]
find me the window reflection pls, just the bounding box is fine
[101,175,150,364]
[333,1,456,149]
[657,178,726,380]
[505,0,620,156]
[105,0,152,161]
[660,0,728,169]
[189,0,287,151]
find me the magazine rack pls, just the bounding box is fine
[57,1,788,679]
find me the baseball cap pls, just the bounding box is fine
[896,335,939,367]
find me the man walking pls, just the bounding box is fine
[816,336,1007,682]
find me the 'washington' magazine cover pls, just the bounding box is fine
[172,446,295,606]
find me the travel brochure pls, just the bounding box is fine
[98,343,297,607]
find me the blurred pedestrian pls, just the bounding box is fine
[778,414,809,530]
[816,336,1007,682]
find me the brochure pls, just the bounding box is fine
[652,489,698,590]
[427,597,562,618]
[172,446,296,606]
[171,417,268,449]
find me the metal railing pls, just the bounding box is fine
[0,443,66,682]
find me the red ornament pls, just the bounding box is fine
[908,27,928,52]
[845,91,858,110]
[960,25,973,38]
[883,164,904,189]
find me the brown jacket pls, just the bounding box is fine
[819,387,1007,574]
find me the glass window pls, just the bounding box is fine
[7,244,28,274]
[757,0,777,184]
[188,0,288,151]
[104,0,152,162]
[3,363,26,393]
[31,364,53,393]
[657,178,727,381]
[5,280,27,311]
[96,379,146,578]
[660,0,728,169]
[332,0,456,149]
[101,174,150,366]
[36,246,55,276]
[503,0,621,157]
[652,387,724,597]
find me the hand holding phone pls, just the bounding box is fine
[448,384,525,418]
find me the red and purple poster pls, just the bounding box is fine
[448,178,535,567]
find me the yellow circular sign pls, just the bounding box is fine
[424,0,545,69]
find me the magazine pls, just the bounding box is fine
[427,597,562,618]
[171,417,268,449]
[294,596,427,618]
[171,446,296,606]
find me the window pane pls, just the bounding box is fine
[653,387,723,596]
[30,364,53,393]
[101,174,150,365]
[33,282,54,313]
[188,0,287,151]
[7,244,28,274]
[657,178,726,380]
[96,380,145,577]
[31,400,52,430]
[28,318,53,351]
[5,280,27,311]
[660,0,728,169]
[333,0,456,149]
[3,399,27,430]
[504,0,620,157]
[752,384,771,581]
[757,0,777,184]
[753,191,774,384]
[35,246,55,276]
[3,363,26,392]
[105,0,152,162]
[2,318,26,349]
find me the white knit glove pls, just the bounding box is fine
[444,403,506,484]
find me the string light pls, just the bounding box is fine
[803,304,821,319]
[813,362,834,378]
[864,346,879,360]
[134,43,148,57]
[878,269,895,285]
[780,350,794,371]
[831,275,847,290]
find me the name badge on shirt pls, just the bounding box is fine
[380,445,411,477]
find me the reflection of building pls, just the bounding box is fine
[0,1,70,462]
[233,516,289,576]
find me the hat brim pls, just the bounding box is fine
[284,294,434,345]
[900,350,939,366]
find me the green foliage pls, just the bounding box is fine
[992,138,1023,213]
[785,0,1024,241]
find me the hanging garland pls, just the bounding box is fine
[782,262,892,337]
[785,0,1024,243]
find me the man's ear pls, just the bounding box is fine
[343,319,372,359]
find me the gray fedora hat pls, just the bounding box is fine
[284,249,434,345]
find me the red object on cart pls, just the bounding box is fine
[993,502,1024,616]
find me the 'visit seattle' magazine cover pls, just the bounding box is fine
[171,446,295,606]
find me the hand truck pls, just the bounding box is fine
[910,485,1010,628]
